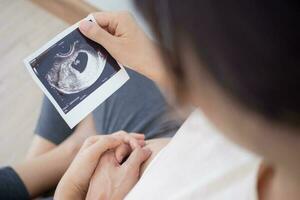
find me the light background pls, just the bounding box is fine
[0,0,67,165]
[85,0,153,38]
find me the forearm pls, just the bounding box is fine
[13,141,79,198]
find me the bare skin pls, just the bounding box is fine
[15,114,98,198]
[23,114,169,198]
[26,114,97,159]
[14,137,80,198]
[54,133,151,200]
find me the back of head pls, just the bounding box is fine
[135,0,300,126]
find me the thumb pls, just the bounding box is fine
[79,20,117,53]
[115,143,131,163]
[123,147,152,171]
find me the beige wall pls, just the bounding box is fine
[0,0,67,165]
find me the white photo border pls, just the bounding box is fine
[24,15,129,128]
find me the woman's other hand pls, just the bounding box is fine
[79,12,167,85]
[86,146,151,200]
[54,131,145,200]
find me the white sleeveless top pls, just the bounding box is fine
[125,110,261,200]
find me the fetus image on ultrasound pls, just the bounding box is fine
[30,28,121,113]
[46,40,107,94]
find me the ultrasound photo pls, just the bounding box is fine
[29,27,121,114]
[24,15,129,128]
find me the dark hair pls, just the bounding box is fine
[134,0,300,125]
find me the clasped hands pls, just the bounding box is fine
[54,131,151,200]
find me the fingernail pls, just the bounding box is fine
[80,20,93,32]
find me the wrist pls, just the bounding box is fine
[53,140,81,168]
[54,186,82,200]
[55,175,86,200]
[61,136,82,157]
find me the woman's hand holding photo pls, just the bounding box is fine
[79,12,168,88]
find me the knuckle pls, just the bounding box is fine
[135,149,144,157]
[99,158,109,166]
[88,25,98,36]
[100,152,111,162]
[84,135,98,144]
[131,148,143,159]
[102,136,116,144]
[123,165,139,178]
[114,130,127,137]
[101,151,117,166]
[119,130,127,134]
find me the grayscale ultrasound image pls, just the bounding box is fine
[46,40,107,94]
[29,27,121,114]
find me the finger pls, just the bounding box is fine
[83,134,146,163]
[129,133,145,147]
[69,137,122,176]
[123,147,152,171]
[92,12,119,34]
[130,133,145,140]
[112,131,141,149]
[128,138,143,149]
[115,143,131,163]
[125,137,145,148]
[99,150,119,166]
[86,151,117,200]
[79,20,118,52]
[137,139,146,147]
[83,136,123,162]
[78,135,101,153]
[92,11,118,27]
[114,138,146,163]
[62,136,123,188]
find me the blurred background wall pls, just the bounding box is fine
[0,0,67,165]
[86,0,153,37]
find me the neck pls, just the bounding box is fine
[259,164,300,200]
